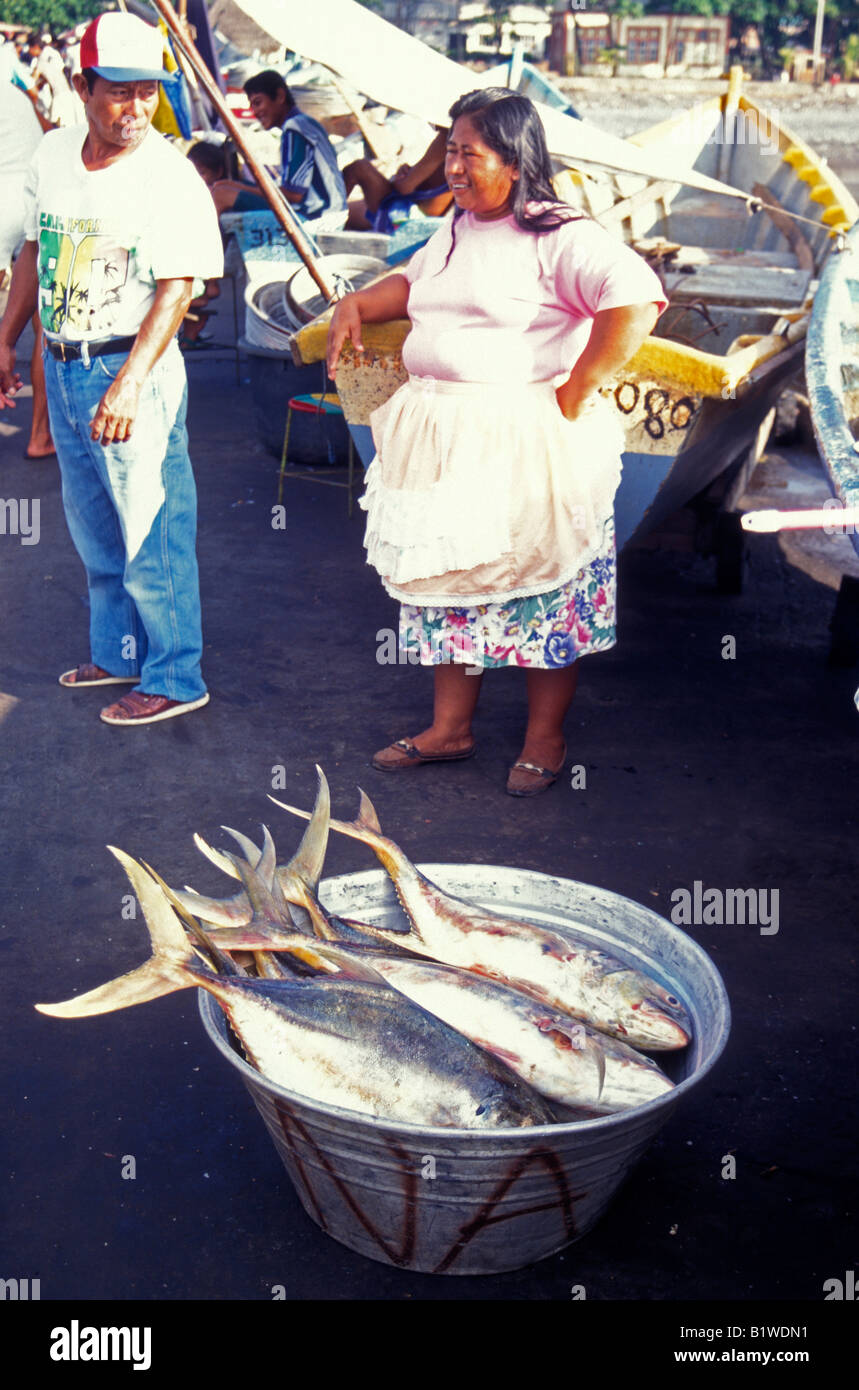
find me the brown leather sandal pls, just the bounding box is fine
[372,738,477,772]
[59,664,138,688]
[99,691,210,726]
[506,744,567,797]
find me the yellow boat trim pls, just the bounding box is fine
[821,206,851,231]
[293,313,806,399]
[626,96,723,150]
[629,325,806,395]
[293,315,410,367]
[808,183,838,208]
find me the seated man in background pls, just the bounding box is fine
[182,141,229,348]
[211,70,347,232]
[344,128,451,233]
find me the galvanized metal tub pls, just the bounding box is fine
[199,865,730,1275]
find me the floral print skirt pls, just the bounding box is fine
[399,517,617,669]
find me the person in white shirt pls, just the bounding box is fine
[0,13,224,726]
[0,75,54,458]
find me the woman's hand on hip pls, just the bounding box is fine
[327,294,364,380]
[555,375,597,422]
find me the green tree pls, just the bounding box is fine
[626,0,859,74]
[0,0,109,39]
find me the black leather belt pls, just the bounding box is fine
[46,336,137,362]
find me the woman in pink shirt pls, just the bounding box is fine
[328,88,666,796]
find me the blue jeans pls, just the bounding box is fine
[43,341,206,703]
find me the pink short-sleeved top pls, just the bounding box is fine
[402,208,668,384]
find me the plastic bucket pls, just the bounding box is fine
[239,337,350,463]
[199,865,730,1275]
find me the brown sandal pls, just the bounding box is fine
[59,664,138,688]
[372,738,477,772]
[506,744,567,797]
[100,691,210,725]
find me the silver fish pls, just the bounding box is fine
[292,938,674,1113]
[35,849,554,1130]
[271,789,691,1051]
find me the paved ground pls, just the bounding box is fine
[1,315,855,1303]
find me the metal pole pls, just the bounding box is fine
[150,0,336,302]
[811,0,826,86]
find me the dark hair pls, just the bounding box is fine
[448,88,581,233]
[243,69,292,108]
[442,88,584,268]
[81,66,98,93]
[187,140,227,179]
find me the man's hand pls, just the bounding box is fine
[0,343,22,410]
[90,374,142,445]
[87,277,193,446]
[391,163,413,188]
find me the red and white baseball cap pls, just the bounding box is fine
[79,12,167,83]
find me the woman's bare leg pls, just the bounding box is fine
[515,666,578,772]
[373,663,483,765]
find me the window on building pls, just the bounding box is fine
[674,26,722,65]
[578,28,609,64]
[626,26,661,65]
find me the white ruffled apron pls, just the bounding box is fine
[360,375,625,607]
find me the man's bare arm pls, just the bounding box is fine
[392,130,447,196]
[90,277,193,446]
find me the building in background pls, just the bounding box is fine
[549,10,730,78]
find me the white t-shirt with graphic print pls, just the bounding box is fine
[23,124,223,341]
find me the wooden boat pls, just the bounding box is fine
[481,54,581,120]
[805,220,859,560]
[291,68,857,551]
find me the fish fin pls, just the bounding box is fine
[193,832,240,880]
[227,851,298,931]
[594,1040,606,1101]
[258,824,277,885]
[270,789,426,943]
[280,936,383,982]
[142,862,241,976]
[221,825,262,868]
[322,914,419,952]
[278,870,339,940]
[35,848,206,1018]
[254,951,289,979]
[270,789,394,866]
[169,885,250,929]
[269,794,377,849]
[354,787,382,834]
[189,918,242,976]
[283,765,330,892]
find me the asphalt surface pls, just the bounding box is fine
[1,311,855,1306]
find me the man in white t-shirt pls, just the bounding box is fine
[0,13,224,725]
